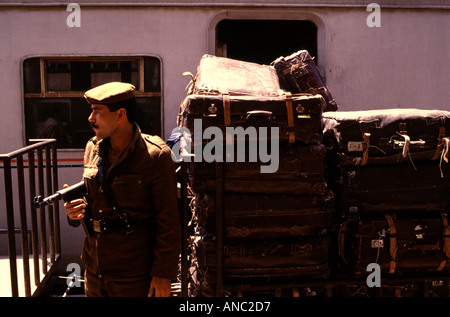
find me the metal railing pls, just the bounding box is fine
[0,139,61,297]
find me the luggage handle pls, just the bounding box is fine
[246,110,273,119]
[391,133,412,159]
[227,110,274,125]
[391,138,426,151]
[182,71,195,94]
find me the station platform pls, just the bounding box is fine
[0,255,51,297]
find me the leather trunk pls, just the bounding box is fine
[178,93,326,146]
[323,109,450,166]
[332,160,450,217]
[193,191,333,240]
[187,143,327,195]
[179,54,326,145]
[189,233,330,296]
[339,212,450,275]
[272,50,338,112]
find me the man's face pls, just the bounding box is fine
[88,104,119,140]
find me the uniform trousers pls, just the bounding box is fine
[84,269,152,297]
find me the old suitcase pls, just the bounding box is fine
[189,233,330,297]
[339,212,450,275]
[188,190,332,297]
[179,53,326,146]
[192,191,333,240]
[187,143,327,195]
[323,108,450,166]
[189,54,282,97]
[177,92,326,147]
[272,50,338,112]
[332,160,450,217]
[193,235,330,275]
[189,241,330,297]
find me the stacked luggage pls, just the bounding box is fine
[323,109,450,276]
[176,51,450,297]
[177,53,335,296]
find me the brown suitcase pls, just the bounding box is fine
[194,235,330,273]
[332,160,450,217]
[339,212,450,275]
[179,54,326,146]
[323,109,450,166]
[187,143,327,195]
[272,50,338,112]
[189,233,330,296]
[193,191,333,240]
[178,93,326,147]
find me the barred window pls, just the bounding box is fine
[23,56,161,149]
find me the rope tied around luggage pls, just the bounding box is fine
[393,132,419,171]
[439,136,450,178]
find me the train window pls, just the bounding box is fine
[23,56,161,149]
[216,20,317,66]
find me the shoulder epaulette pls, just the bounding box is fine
[143,134,167,150]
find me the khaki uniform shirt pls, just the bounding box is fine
[80,124,180,279]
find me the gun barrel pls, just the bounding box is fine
[34,192,62,208]
[33,181,85,209]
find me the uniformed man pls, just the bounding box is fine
[64,82,180,297]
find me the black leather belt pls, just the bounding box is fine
[87,217,151,235]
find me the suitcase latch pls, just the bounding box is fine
[208,104,217,114]
[371,239,384,248]
[372,229,386,248]
[414,224,424,239]
[347,141,363,152]
[399,122,408,134]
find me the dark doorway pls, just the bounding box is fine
[216,19,318,65]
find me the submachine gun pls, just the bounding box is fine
[34,181,90,235]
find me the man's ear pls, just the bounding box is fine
[117,108,127,121]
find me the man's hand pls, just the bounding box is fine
[62,184,86,220]
[148,276,171,297]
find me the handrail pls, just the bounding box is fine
[0,139,61,297]
[0,139,57,160]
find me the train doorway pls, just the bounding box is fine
[216,19,318,66]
